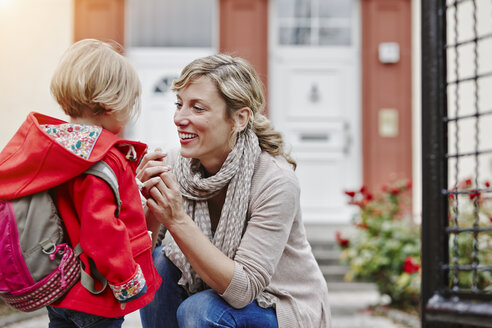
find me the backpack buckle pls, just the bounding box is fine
[40,240,57,255]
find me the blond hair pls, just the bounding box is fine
[50,39,141,123]
[172,54,296,169]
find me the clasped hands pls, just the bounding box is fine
[136,149,186,228]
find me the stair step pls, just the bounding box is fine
[328,283,382,316]
[309,240,339,250]
[305,224,355,245]
[319,264,349,282]
[317,259,343,266]
[313,249,340,259]
[317,258,344,266]
[326,281,378,292]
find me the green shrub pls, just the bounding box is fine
[448,178,492,291]
[337,180,421,309]
[338,178,492,309]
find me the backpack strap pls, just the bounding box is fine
[74,160,120,295]
[84,161,121,217]
[74,244,108,295]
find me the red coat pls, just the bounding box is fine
[0,112,161,317]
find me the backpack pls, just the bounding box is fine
[0,160,121,312]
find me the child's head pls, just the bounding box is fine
[50,39,141,126]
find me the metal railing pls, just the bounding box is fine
[421,0,492,327]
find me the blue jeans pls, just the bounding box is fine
[47,306,124,328]
[140,245,278,328]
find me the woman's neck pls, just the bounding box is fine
[200,154,229,176]
[208,188,227,231]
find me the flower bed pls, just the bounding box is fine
[338,177,492,310]
[337,180,421,309]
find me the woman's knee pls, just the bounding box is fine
[176,290,228,327]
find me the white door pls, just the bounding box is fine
[124,0,217,152]
[269,0,361,224]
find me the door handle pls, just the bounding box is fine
[344,121,352,154]
[309,83,321,103]
[300,133,330,142]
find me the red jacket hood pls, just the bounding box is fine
[0,112,147,199]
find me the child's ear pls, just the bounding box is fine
[234,107,251,132]
[103,108,121,121]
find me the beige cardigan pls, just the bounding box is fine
[167,150,331,327]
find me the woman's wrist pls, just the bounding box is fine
[166,211,194,235]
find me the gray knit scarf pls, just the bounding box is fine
[164,128,261,294]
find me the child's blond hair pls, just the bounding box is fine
[50,39,141,123]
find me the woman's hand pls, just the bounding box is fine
[146,171,187,230]
[147,171,235,294]
[137,148,170,198]
[137,148,168,182]
[137,148,171,246]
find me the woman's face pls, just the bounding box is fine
[174,76,236,174]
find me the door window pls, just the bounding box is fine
[127,0,215,47]
[276,0,352,46]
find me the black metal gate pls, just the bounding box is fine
[421,0,492,327]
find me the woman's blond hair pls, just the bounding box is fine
[50,39,141,123]
[172,54,296,169]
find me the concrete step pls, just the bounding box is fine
[305,223,356,243]
[319,264,349,282]
[328,283,383,317]
[308,234,348,282]
[327,281,378,292]
[309,239,339,251]
[312,248,344,265]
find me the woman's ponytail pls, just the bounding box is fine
[251,113,297,170]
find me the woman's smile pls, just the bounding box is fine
[178,131,198,144]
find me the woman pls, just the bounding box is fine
[138,54,331,327]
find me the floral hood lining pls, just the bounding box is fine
[42,123,102,160]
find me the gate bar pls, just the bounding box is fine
[421,0,450,326]
[421,0,492,326]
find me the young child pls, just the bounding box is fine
[0,39,161,327]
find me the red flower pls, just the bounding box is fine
[350,200,367,208]
[344,191,356,198]
[335,231,350,248]
[469,190,481,200]
[365,193,374,201]
[403,256,420,274]
[465,179,472,186]
[406,180,413,189]
[485,181,490,188]
[355,222,369,230]
[391,188,400,195]
[448,187,457,199]
[360,186,367,194]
